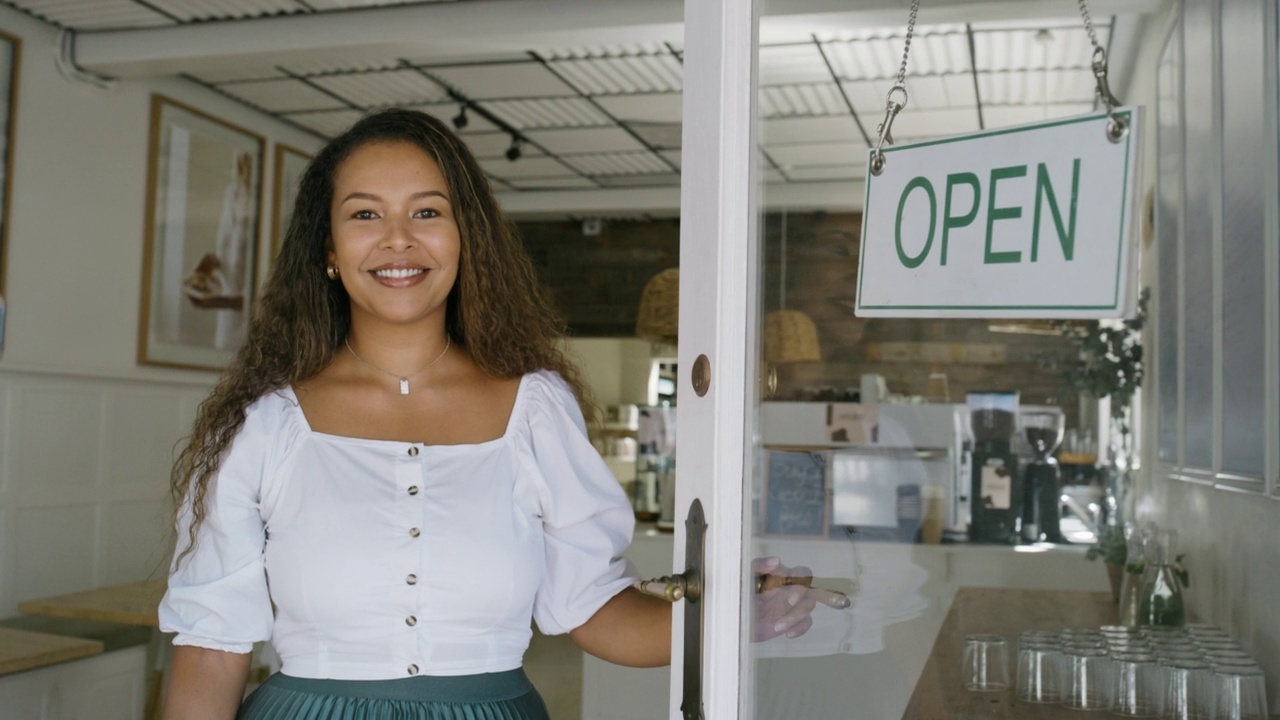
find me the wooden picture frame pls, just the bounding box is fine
[269,143,311,263]
[0,30,21,300]
[138,95,265,370]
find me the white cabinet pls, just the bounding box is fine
[0,647,147,720]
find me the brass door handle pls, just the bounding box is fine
[754,574,854,609]
[637,573,702,602]
[641,571,850,608]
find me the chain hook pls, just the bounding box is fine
[870,0,918,176]
[871,84,908,176]
[1090,46,1128,143]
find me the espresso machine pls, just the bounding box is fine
[1020,409,1065,543]
[966,391,1020,544]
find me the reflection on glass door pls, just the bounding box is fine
[742,5,1130,717]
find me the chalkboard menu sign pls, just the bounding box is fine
[762,450,830,537]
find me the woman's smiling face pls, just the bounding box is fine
[328,140,461,329]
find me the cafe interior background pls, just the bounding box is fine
[0,0,1275,717]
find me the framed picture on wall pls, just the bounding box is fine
[761,448,831,537]
[138,95,264,370]
[269,143,311,262]
[0,30,21,302]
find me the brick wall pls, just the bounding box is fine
[520,212,1083,423]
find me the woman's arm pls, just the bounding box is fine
[570,558,823,668]
[570,587,672,667]
[161,645,251,720]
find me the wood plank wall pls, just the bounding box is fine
[519,212,1082,424]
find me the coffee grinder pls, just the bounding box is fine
[1020,410,1065,543]
[966,391,1020,544]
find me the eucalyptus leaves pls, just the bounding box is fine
[1055,288,1150,439]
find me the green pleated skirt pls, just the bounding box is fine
[237,669,551,720]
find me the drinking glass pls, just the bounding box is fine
[1016,643,1062,703]
[1062,646,1112,711]
[1061,627,1105,640]
[1108,637,1155,654]
[1211,664,1268,720]
[1160,657,1212,720]
[1203,649,1253,665]
[1195,638,1244,652]
[1155,648,1204,664]
[1110,651,1159,717]
[1020,630,1059,644]
[962,634,1010,691]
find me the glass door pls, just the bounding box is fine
[676,1,1125,717]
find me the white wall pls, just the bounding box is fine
[1128,1,1280,710]
[0,4,320,616]
[0,6,649,617]
[564,337,661,407]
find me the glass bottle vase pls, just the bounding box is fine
[1117,524,1147,627]
[1138,529,1186,627]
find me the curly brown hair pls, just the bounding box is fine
[172,108,592,564]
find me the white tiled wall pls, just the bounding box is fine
[0,369,209,616]
[1126,1,1280,712]
[0,3,310,618]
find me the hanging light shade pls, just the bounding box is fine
[635,268,679,345]
[764,309,822,363]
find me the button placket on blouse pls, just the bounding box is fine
[397,443,427,675]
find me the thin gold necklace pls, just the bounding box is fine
[345,336,450,396]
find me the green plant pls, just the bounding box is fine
[1085,524,1128,566]
[1056,288,1150,439]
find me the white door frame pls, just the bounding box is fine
[672,0,760,717]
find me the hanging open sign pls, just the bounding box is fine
[855,109,1142,319]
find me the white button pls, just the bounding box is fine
[406,616,418,627]
[409,527,421,538]
[406,574,418,585]
[407,663,419,675]
[408,446,419,457]
[408,486,420,496]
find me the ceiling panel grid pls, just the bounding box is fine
[546,54,683,96]
[0,0,1134,201]
[0,0,174,29]
[144,0,303,22]
[309,68,452,108]
[483,97,610,130]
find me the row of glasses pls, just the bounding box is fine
[995,626,1270,718]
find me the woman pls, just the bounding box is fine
[159,108,816,719]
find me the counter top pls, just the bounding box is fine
[17,580,165,627]
[0,627,103,675]
[902,586,1116,719]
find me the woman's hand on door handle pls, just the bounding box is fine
[752,556,827,642]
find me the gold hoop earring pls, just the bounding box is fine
[326,265,339,280]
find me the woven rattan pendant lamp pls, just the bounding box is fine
[764,210,821,363]
[635,267,679,346]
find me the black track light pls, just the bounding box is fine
[505,136,523,162]
[451,106,468,130]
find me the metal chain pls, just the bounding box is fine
[895,0,921,87]
[1076,0,1127,142]
[1077,0,1101,52]
[871,0,920,176]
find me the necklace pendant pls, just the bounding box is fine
[399,378,410,395]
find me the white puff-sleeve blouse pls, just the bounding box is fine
[158,370,639,680]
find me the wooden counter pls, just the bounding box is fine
[17,580,165,627]
[0,628,103,675]
[902,586,1116,719]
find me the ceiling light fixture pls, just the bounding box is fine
[451,105,468,130]
[505,136,523,162]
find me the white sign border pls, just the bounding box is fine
[855,108,1140,318]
